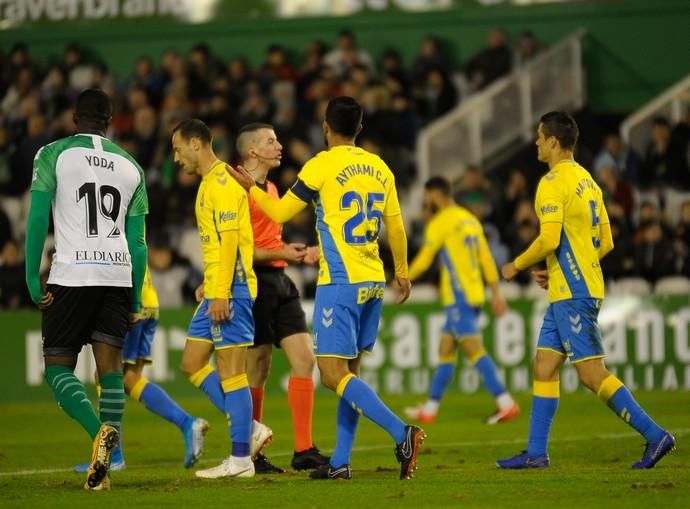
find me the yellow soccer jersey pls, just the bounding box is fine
[195,160,257,300]
[535,160,608,302]
[141,265,159,309]
[290,145,401,285]
[422,206,498,307]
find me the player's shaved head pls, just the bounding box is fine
[172,118,212,145]
[325,96,363,138]
[74,88,112,133]
[236,123,274,159]
[540,111,578,151]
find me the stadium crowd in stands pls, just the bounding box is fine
[1,29,689,309]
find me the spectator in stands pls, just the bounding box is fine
[132,106,158,169]
[597,165,635,219]
[0,127,13,194]
[640,116,672,190]
[412,35,449,85]
[9,113,49,195]
[0,239,32,309]
[414,65,457,123]
[600,218,635,281]
[674,200,690,276]
[40,66,71,120]
[510,218,538,285]
[258,44,296,85]
[593,132,641,184]
[464,28,512,91]
[1,66,38,121]
[323,29,375,77]
[381,48,411,96]
[668,105,690,190]
[62,42,94,90]
[0,206,12,251]
[496,169,531,231]
[634,219,674,282]
[514,30,541,67]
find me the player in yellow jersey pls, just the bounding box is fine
[74,265,209,473]
[497,112,675,469]
[403,176,519,425]
[171,119,269,479]
[228,97,426,481]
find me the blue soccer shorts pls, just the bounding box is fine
[441,293,481,339]
[312,282,385,359]
[186,298,254,349]
[123,317,157,365]
[537,298,606,363]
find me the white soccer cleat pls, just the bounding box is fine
[251,420,273,460]
[195,456,255,479]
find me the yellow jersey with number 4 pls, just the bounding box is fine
[289,145,401,285]
[535,160,608,303]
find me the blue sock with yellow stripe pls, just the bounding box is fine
[597,375,664,442]
[470,348,506,397]
[189,364,225,413]
[331,397,360,467]
[527,380,560,456]
[222,374,252,457]
[338,374,406,444]
[131,377,191,431]
[430,354,456,401]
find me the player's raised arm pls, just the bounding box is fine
[25,145,56,309]
[227,163,308,224]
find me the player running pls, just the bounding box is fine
[74,265,209,473]
[228,96,426,481]
[497,111,675,469]
[172,119,270,479]
[404,176,519,425]
[25,89,147,490]
[234,123,328,473]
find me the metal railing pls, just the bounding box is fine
[620,74,690,156]
[412,30,586,209]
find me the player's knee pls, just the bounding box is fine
[180,356,202,378]
[291,353,315,379]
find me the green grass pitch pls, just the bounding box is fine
[1,391,688,508]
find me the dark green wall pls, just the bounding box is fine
[1,0,689,112]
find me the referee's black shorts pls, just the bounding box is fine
[42,284,130,357]
[251,266,308,348]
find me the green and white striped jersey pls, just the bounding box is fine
[31,133,148,287]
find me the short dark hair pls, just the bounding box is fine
[425,176,451,196]
[236,123,275,157]
[540,111,579,151]
[172,118,212,145]
[325,96,363,138]
[652,116,670,128]
[75,88,112,125]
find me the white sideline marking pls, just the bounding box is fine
[1,428,686,477]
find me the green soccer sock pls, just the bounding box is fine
[44,365,102,440]
[99,371,126,433]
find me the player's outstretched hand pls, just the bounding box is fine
[393,276,412,304]
[195,283,205,303]
[207,297,230,324]
[37,291,54,310]
[492,293,508,317]
[283,243,307,263]
[226,164,255,191]
[501,262,519,282]
[532,269,549,289]
[303,245,320,265]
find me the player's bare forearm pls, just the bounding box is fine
[254,244,306,264]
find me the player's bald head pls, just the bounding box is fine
[236,123,274,159]
[74,88,112,132]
